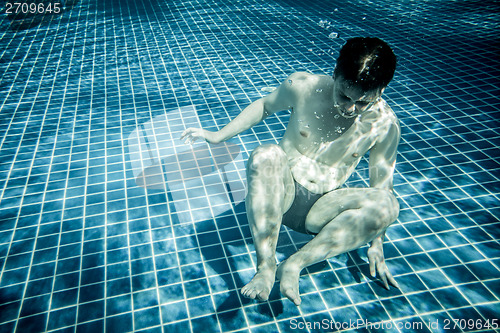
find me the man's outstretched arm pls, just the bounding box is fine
[181,73,301,144]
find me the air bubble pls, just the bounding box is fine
[318,19,332,29]
[316,88,323,93]
[288,79,293,85]
[334,114,340,119]
[328,32,339,39]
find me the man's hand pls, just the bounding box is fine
[367,235,399,289]
[180,128,220,145]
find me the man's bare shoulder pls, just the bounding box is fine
[380,99,400,128]
[287,72,332,90]
[263,72,325,112]
[365,99,399,125]
[368,99,401,149]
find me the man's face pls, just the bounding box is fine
[333,75,384,118]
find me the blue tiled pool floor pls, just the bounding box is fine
[0,0,499,332]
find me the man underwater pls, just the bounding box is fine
[181,37,400,306]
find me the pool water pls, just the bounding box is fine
[0,0,499,332]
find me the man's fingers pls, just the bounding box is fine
[388,274,399,289]
[185,136,198,145]
[376,264,388,289]
[180,128,191,140]
[381,273,389,290]
[368,246,397,289]
[181,128,203,145]
[375,262,398,289]
[369,259,376,277]
[180,128,198,140]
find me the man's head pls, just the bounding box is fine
[334,37,396,93]
[332,37,396,118]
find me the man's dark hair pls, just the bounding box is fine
[334,37,397,92]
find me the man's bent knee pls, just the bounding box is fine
[380,190,399,222]
[305,188,399,234]
[246,144,294,214]
[369,189,399,226]
[248,144,287,170]
[247,144,289,182]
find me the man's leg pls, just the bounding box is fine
[276,188,399,305]
[241,144,295,301]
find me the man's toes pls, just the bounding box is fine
[241,285,270,301]
[282,288,301,306]
[247,289,254,297]
[241,287,253,299]
[243,288,256,299]
[257,289,270,301]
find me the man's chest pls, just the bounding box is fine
[288,109,380,163]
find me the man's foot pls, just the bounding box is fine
[276,261,302,306]
[241,267,276,301]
